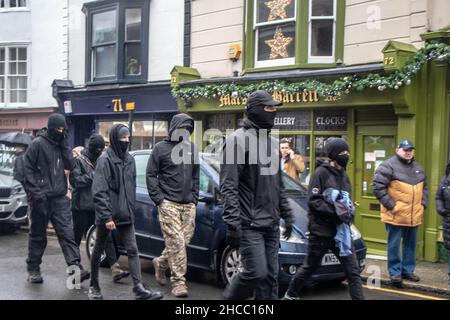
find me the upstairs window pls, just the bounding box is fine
[0,0,27,8]
[247,0,343,69]
[84,0,149,84]
[0,46,28,105]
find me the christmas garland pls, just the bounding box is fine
[172,42,450,101]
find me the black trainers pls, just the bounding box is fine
[88,286,103,300]
[80,269,91,283]
[133,283,163,300]
[390,275,403,287]
[402,273,420,282]
[27,271,43,284]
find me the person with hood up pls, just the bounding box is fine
[90,124,163,300]
[146,113,199,298]
[69,133,129,283]
[23,113,90,284]
[436,161,450,285]
[283,138,364,300]
[220,90,294,300]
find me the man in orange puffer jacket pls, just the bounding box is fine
[373,139,428,287]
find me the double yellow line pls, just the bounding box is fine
[362,285,448,300]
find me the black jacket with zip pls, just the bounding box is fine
[92,147,136,226]
[307,161,351,238]
[69,150,96,212]
[23,129,73,202]
[146,113,200,206]
[220,119,293,231]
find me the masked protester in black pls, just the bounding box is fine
[283,138,365,300]
[220,90,294,300]
[23,113,90,285]
[89,124,163,300]
[69,134,130,283]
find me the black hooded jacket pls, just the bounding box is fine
[307,161,351,238]
[13,151,26,186]
[220,118,293,231]
[69,149,96,212]
[435,162,450,250]
[92,125,136,226]
[146,113,200,206]
[23,129,73,202]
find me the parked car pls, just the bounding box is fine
[0,145,28,233]
[86,150,366,286]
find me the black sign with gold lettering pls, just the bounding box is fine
[273,111,311,131]
[313,110,347,131]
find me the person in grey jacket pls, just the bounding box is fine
[89,124,162,300]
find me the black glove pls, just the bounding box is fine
[283,221,293,240]
[226,227,241,249]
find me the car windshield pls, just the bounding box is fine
[201,153,307,195]
[0,144,15,176]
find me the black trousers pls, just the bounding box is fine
[27,196,81,272]
[224,226,280,300]
[72,210,117,267]
[91,223,141,288]
[287,235,365,300]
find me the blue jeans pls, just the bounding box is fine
[385,224,418,277]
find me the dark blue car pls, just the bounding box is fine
[86,150,366,286]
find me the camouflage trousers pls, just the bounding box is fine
[157,199,196,287]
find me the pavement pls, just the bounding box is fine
[361,255,450,297]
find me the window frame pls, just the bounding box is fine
[0,44,29,107]
[83,0,150,85]
[308,0,337,64]
[0,0,28,10]
[244,0,345,72]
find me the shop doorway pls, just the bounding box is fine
[354,125,396,256]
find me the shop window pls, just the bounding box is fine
[97,120,168,151]
[246,0,343,69]
[84,0,149,84]
[0,0,27,9]
[280,135,310,187]
[0,46,28,105]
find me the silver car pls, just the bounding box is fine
[0,145,28,232]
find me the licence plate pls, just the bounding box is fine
[0,205,4,212]
[321,253,340,266]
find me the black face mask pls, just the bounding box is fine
[335,154,349,169]
[119,141,129,153]
[88,147,103,161]
[49,129,65,143]
[247,106,277,129]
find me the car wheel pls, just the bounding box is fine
[220,245,242,285]
[85,225,111,268]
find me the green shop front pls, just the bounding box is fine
[171,34,450,262]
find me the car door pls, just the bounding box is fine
[186,166,217,270]
[133,152,163,257]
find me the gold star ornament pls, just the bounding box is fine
[265,26,293,59]
[264,0,292,21]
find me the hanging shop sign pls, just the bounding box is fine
[314,110,347,131]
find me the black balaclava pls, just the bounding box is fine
[87,134,105,163]
[47,114,67,143]
[109,124,130,160]
[325,138,350,169]
[245,90,281,129]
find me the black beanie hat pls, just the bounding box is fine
[47,114,67,130]
[88,134,105,150]
[325,138,349,161]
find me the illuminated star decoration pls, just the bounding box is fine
[265,26,293,59]
[264,0,292,21]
